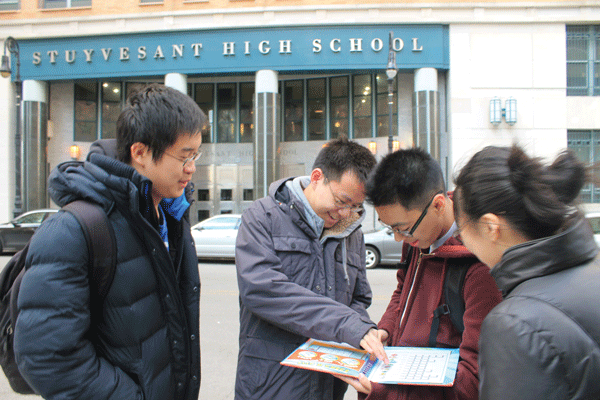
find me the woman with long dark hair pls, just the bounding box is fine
[453,144,600,400]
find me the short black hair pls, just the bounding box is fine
[117,83,208,163]
[312,136,376,184]
[366,148,445,209]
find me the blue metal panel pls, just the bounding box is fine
[15,24,449,81]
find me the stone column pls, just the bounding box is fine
[413,68,440,160]
[22,80,48,211]
[165,73,187,94]
[254,70,280,199]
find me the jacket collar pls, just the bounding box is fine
[492,216,599,297]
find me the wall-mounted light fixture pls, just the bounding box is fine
[392,140,401,152]
[368,141,377,155]
[490,97,517,126]
[69,144,81,160]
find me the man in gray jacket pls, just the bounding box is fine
[235,137,386,400]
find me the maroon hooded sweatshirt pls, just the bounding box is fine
[362,236,502,400]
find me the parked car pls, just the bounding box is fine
[0,209,59,254]
[191,214,242,260]
[585,212,600,246]
[363,227,403,269]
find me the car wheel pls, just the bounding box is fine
[365,245,380,269]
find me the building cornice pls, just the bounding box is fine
[1,2,600,39]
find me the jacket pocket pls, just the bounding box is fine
[273,236,314,286]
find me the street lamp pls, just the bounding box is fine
[1,36,23,218]
[386,32,397,154]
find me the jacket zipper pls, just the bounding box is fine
[398,251,427,331]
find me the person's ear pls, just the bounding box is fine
[310,168,325,185]
[432,193,446,214]
[479,213,502,242]
[130,142,150,167]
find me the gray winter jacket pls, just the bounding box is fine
[14,154,200,400]
[480,216,600,400]
[235,177,377,400]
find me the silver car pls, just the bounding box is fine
[0,209,58,254]
[585,212,600,246]
[191,214,242,260]
[363,228,403,269]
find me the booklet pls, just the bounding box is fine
[281,339,460,387]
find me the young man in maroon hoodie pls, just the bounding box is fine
[338,148,503,400]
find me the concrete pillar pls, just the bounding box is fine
[22,80,48,211]
[413,68,440,160]
[164,73,187,94]
[254,70,280,199]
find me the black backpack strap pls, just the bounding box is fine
[62,201,117,305]
[428,260,471,348]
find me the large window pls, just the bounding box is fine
[567,26,600,96]
[74,82,98,142]
[217,83,237,143]
[194,83,214,144]
[0,0,19,11]
[74,81,126,142]
[376,73,397,137]
[307,78,326,141]
[40,0,90,8]
[283,80,304,141]
[568,130,600,202]
[281,73,396,142]
[330,76,349,139]
[239,82,255,143]
[353,75,373,138]
[101,82,121,139]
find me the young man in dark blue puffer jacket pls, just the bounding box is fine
[14,84,206,400]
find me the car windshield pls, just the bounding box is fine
[199,217,239,230]
[15,212,46,224]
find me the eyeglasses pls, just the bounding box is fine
[163,148,202,169]
[324,177,364,213]
[379,190,443,238]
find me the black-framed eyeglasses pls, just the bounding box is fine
[324,177,364,213]
[163,148,203,169]
[379,190,444,238]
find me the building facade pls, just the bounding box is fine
[1,1,600,228]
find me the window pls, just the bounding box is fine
[217,83,236,143]
[307,78,326,141]
[40,0,90,8]
[243,189,254,201]
[330,76,349,139]
[239,82,255,143]
[194,83,214,144]
[284,80,304,141]
[140,0,162,3]
[101,82,121,139]
[568,130,600,202]
[74,82,98,142]
[567,26,600,96]
[74,81,132,142]
[353,75,373,138]
[0,0,19,11]
[197,210,209,222]
[197,189,210,201]
[376,73,397,137]
[220,189,233,201]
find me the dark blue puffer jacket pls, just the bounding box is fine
[13,154,200,400]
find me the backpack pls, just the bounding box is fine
[398,246,471,348]
[0,200,117,394]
